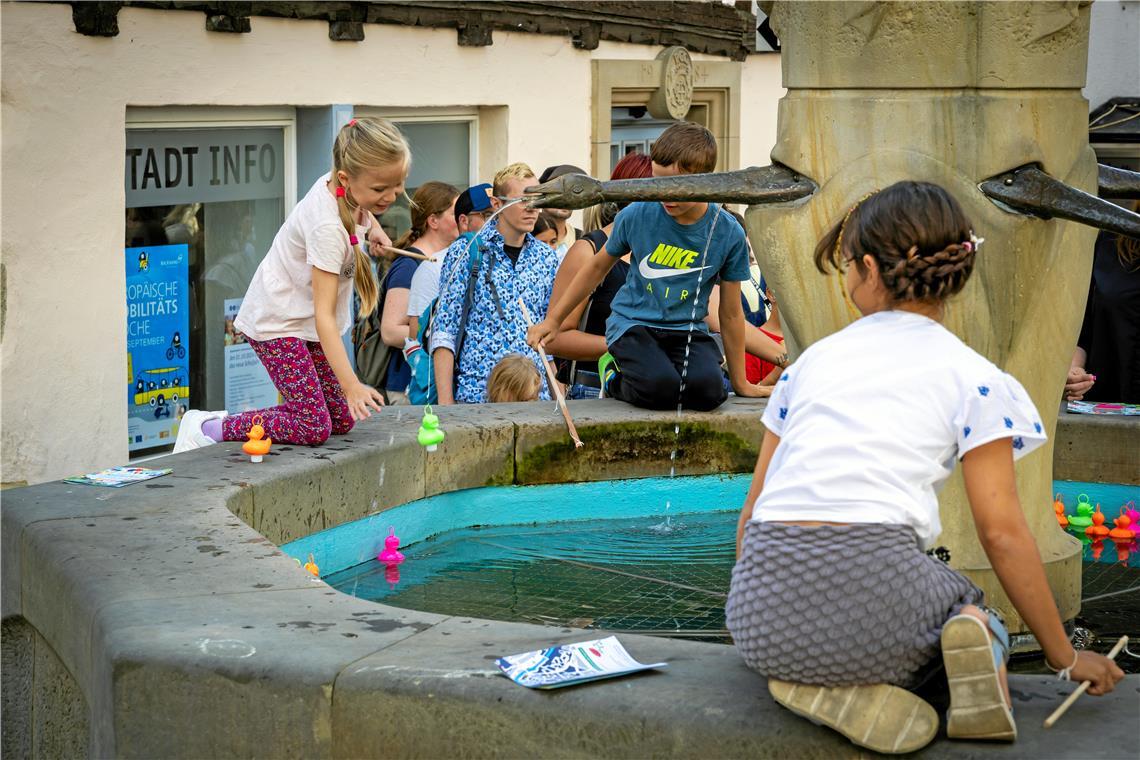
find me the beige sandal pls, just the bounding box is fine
[768,679,938,754]
[941,613,1017,741]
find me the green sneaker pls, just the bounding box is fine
[597,352,618,398]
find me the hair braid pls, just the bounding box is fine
[885,243,975,301]
[329,117,411,315]
[813,181,978,306]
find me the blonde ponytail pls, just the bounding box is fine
[331,117,412,315]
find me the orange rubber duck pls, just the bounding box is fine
[242,416,272,462]
[1108,509,1134,541]
[1085,504,1109,538]
[1054,496,1068,528]
[303,553,320,577]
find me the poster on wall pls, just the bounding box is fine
[126,244,189,452]
[224,298,279,413]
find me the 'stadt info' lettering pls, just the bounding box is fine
[126,144,277,191]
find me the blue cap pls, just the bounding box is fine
[454,183,493,220]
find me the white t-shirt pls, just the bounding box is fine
[755,310,1047,548]
[406,256,444,319]
[235,174,369,342]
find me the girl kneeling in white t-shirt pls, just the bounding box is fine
[725,181,1123,754]
[175,118,408,451]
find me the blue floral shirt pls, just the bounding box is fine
[429,220,559,403]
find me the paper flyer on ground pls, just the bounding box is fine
[496,636,667,689]
[64,466,173,488]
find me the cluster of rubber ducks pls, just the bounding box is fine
[1055,494,1140,563]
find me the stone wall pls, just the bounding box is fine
[0,400,1133,755]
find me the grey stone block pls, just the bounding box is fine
[1054,411,1140,486]
[32,627,88,759]
[332,617,854,758]
[422,408,515,498]
[18,505,316,698]
[92,589,444,758]
[1,618,34,759]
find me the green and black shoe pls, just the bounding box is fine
[597,352,619,399]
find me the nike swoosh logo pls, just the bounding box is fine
[638,256,709,280]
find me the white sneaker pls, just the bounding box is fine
[173,410,228,453]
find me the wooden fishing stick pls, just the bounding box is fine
[378,245,436,262]
[1043,635,1128,728]
[517,298,584,448]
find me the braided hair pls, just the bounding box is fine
[330,117,411,314]
[814,181,978,304]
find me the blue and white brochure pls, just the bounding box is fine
[496,636,666,689]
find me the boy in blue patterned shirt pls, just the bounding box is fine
[528,122,769,410]
[431,163,559,404]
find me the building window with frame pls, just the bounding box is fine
[124,122,292,454]
[354,113,476,240]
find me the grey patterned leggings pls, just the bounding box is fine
[725,521,985,689]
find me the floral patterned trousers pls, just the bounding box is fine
[222,337,353,445]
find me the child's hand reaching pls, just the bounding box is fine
[527,319,559,352]
[354,207,393,258]
[344,381,386,420]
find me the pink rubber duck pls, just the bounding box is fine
[378,527,405,565]
[1124,501,1140,536]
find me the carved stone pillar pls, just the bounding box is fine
[750,0,1094,631]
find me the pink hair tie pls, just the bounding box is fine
[348,118,357,127]
[349,235,359,246]
[335,186,346,198]
[962,241,973,253]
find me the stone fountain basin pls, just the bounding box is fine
[2,399,1136,757]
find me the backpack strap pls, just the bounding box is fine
[453,236,485,364]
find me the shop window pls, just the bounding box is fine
[370,118,475,240]
[124,124,290,454]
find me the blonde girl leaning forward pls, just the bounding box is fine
[175,117,409,450]
[725,181,1123,754]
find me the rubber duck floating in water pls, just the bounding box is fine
[242,416,272,462]
[1068,494,1094,529]
[1109,509,1134,541]
[378,527,405,565]
[1085,504,1110,538]
[1054,495,1068,528]
[1123,502,1140,536]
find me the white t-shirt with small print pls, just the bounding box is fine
[754,310,1047,548]
[235,174,369,343]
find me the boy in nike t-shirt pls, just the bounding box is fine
[528,121,769,410]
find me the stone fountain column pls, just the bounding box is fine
[750,1,1095,630]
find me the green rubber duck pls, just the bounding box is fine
[1067,494,1094,529]
[418,406,445,452]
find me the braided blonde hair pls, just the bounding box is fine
[330,117,411,314]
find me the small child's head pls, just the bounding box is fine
[487,354,542,403]
[813,181,979,313]
[650,121,718,220]
[532,212,559,247]
[331,117,412,314]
